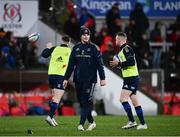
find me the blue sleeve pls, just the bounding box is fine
[41,47,55,58]
[121,47,135,68]
[64,47,76,80]
[94,48,105,80]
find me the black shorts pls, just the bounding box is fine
[48,75,64,90]
[122,76,139,95]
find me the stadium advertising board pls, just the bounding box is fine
[77,0,180,18]
[0,0,38,37]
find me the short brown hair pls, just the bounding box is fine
[116,32,127,38]
[62,35,71,43]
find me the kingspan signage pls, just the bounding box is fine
[76,0,180,18]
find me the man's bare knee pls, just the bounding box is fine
[120,89,131,103]
[52,89,64,103]
[52,96,60,103]
[130,94,139,107]
[132,101,140,107]
[132,101,137,107]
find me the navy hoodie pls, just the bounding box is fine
[64,42,105,83]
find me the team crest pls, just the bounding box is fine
[124,47,129,52]
[3,3,22,22]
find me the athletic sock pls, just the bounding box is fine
[135,106,145,125]
[49,101,58,118]
[122,102,135,122]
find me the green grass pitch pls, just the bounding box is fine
[0,115,180,136]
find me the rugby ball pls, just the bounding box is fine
[28,32,40,42]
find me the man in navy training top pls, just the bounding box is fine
[63,26,106,131]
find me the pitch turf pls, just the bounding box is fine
[0,115,180,136]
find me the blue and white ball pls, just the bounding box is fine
[28,32,40,42]
[113,55,122,62]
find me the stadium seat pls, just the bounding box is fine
[171,104,180,115]
[61,106,75,116]
[0,94,10,116]
[24,95,50,115]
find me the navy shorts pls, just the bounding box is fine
[48,75,64,90]
[122,76,139,95]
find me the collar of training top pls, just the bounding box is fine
[61,44,68,47]
[119,43,127,51]
[81,41,91,45]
